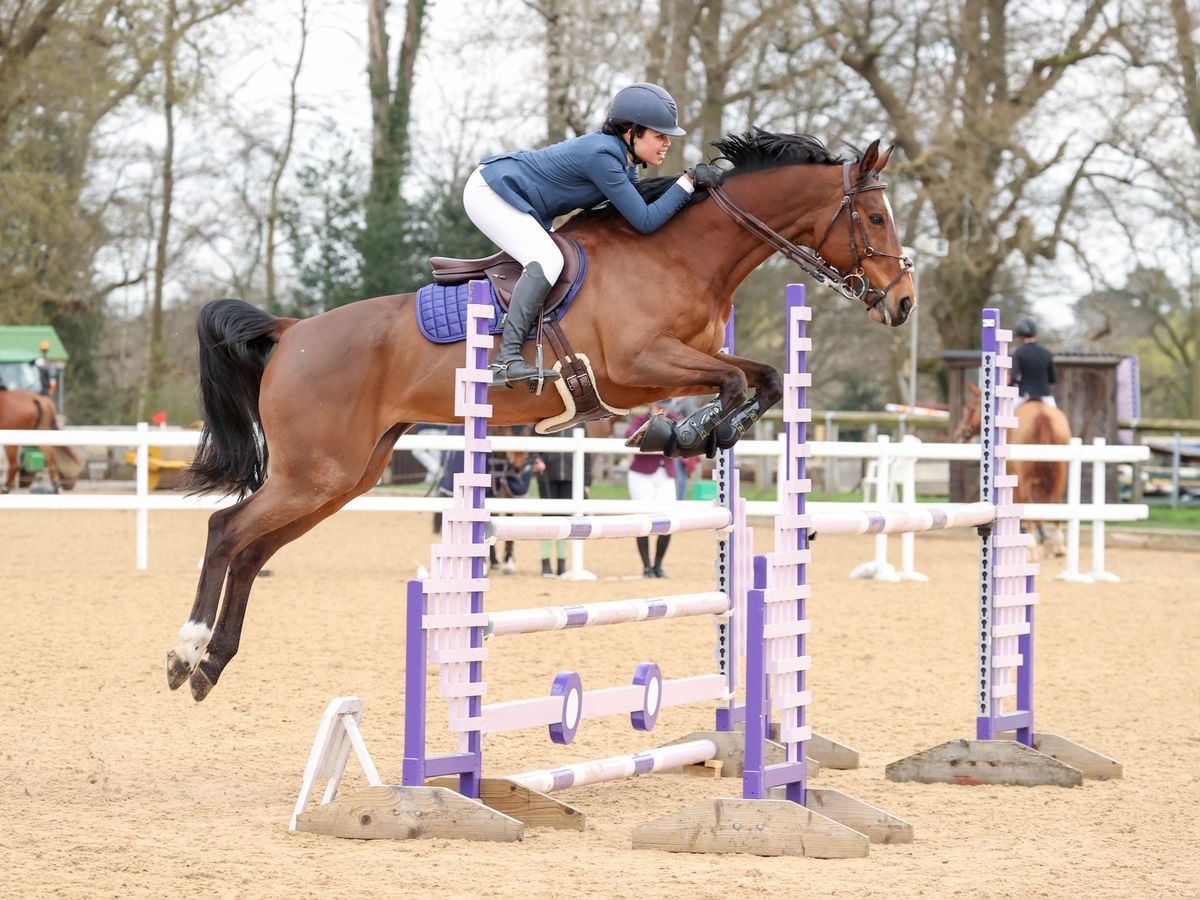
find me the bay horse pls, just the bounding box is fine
[166,131,917,701]
[955,382,1070,557]
[0,389,80,493]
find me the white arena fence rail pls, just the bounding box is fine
[0,426,1148,577]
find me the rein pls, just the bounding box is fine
[706,161,913,310]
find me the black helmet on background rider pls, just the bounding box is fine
[606,83,686,136]
[1015,317,1037,338]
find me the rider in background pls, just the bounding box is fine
[1011,317,1057,410]
[463,83,719,388]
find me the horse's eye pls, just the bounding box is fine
[869,214,884,226]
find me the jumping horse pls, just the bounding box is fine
[956,382,1070,556]
[166,130,917,700]
[0,389,80,493]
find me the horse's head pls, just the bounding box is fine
[954,382,982,442]
[810,140,916,328]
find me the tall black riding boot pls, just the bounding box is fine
[490,262,561,389]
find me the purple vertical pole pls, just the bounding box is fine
[742,554,768,798]
[785,282,808,805]
[1016,572,1035,746]
[976,308,999,740]
[401,578,428,785]
[715,308,739,732]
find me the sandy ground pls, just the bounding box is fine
[1,508,1198,898]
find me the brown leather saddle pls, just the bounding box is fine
[429,231,584,315]
[428,233,615,430]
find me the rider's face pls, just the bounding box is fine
[628,128,671,166]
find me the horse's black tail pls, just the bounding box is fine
[184,299,295,497]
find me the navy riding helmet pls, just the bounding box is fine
[1015,317,1037,338]
[608,83,686,136]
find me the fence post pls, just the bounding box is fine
[136,422,149,571]
[898,434,928,581]
[1090,437,1119,582]
[849,435,899,581]
[561,426,596,581]
[1058,437,1089,583]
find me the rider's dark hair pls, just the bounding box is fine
[602,118,651,168]
[601,118,647,139]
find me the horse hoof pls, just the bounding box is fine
[627,416,677,455]
[164,651,194,690]
[189,667,216,702]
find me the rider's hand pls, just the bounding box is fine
[686,163,721,189]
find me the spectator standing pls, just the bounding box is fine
[533,431,592,577]
[626,403,679,577]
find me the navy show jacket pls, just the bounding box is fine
[479,131,690,234]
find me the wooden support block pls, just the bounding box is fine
[885,739,1084,788]
[806,731,860,770]
[803,788,913,844]
[682,759,724,778]
[658,731,746,777]
[293,785,524,842]
[767,724,857,769]
[632,798,870,858]
[1031,733,1122,780]
[427,777,585,831]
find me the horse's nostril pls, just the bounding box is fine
[900,297,913,317]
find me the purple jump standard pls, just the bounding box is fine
[883,309,1123,787]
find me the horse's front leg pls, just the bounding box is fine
[611,340,748,458]
[711,353,783,450]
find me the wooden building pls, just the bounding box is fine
[943,349,1124,502]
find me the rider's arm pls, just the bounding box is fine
[1011,347,1023,386]
[1047,352,1057,387]
[587,152,692,235]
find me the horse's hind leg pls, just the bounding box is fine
[186,425,408,701]
[41,446,62,492]
[165,501,244,689]
[2,446,14,493]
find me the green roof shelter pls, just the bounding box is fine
[0,325,70,411]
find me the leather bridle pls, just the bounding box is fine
[706,161,914,314]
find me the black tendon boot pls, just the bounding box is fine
[490,263,561,389]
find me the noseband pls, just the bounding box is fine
[706,161,913,311]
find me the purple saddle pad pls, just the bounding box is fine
[415,251,587,344]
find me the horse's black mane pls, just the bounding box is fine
[563,128,852,229]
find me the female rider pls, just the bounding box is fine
[463,82,718,388]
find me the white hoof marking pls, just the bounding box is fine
[173,620,212,667]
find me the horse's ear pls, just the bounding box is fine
[875,143,894,173]
[967,381,981,396]
[857,140,881,180]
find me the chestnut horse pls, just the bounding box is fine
[165,131,917,700]
[955,382,1070,556]
[0,389,80,493]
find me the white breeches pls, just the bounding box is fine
[463,166,564,283]
[1014,395,1057,411]
[627,468,677,503]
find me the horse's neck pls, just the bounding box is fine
[688,166,843,295]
